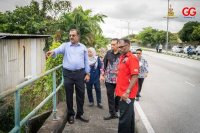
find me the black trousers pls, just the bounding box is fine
[118,99,135,133]
[137,78,144,97]
[105,82,119,115]
[63,68,85,118]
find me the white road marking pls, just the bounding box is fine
[135,102,155,133]
[185,81,195,87]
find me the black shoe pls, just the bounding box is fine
[68,116,74,124]
[75,115,89,123]
[136,97,139,101]
[97,103,103,109]
[103,114,118,120]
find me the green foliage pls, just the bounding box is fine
[20,41,63,129]
[178,21,200,42]
[137,27,179,47]
[59,6,107,46]
[0,0,71,35]
[169,33,179,44]
[0,1,107,132]
[0,98,14,132]
[137,27,157,46]
[191,25,200,42]
[43,0,71,19]
[0,1,47,34]
[0,1,107,48]
[154,30,166,44]
[94,34,109,49]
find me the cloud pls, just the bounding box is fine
[0,0,199,38]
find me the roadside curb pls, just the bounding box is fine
[143,48,200,61]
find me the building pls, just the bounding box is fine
[0,33,50,94]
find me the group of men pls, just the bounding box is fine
[46,28,148,133]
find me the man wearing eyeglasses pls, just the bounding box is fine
[135,49,148,101]
[115,39,139,133]
[46,29,90,124]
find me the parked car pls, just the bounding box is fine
[183,46,195,54]
[171,45,183,53]
[195,45,200,55]
[130,43,140,54]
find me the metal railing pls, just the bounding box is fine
[0,64,63,133]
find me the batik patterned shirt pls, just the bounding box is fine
[138,56,148,78]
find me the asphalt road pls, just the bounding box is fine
[139,51,200,133]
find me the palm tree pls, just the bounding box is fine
[59,6,107,46]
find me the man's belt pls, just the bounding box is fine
[64,68,84,72]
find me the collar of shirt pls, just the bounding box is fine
[120,51,132,64]
[70,42,80,46]
[121,51,132,58]
[111,50,120,55]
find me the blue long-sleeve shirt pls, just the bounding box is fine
[53,42,90,73]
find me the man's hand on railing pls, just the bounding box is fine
[46,51,55,58]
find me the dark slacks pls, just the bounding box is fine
[63,68,85,118]
[137,78,144,97]
[86,80,101,104]
[118,99,135,133]
[105,82,119,115]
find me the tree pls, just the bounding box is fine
[59,6,107,46]
[154,30,166,45]
[191,25,200,42]
[169,33,179,44]
[137,27,157,46]
[94,34,109,49]
[0,0,72,35]
[42,0,71,19]
[178,21,200,42]
[0,1,47,34]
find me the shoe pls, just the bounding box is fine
[97,103,103,109]
[75,115,89,123]
[103,114,118,120]
[68,116,74,124]
[136,97,139,101]
[116,111,119,117]
[89,102,94,107]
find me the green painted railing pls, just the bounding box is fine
[0,64,63,133]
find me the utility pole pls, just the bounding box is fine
[120,19,130,38]
[166,0,169,52]
[164,0,177,52]
[128,21,130,36]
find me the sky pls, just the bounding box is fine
[0,0,200,38]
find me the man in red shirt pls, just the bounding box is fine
[115,39,139,133]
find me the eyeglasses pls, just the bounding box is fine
[118,45,127,49]
[136,53,141,55]
[69,34,76,37]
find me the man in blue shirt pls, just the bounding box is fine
[46,29,90,124]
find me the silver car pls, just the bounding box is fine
[196,45,200,55]
[130,43,140,54]
[171,46,183,53]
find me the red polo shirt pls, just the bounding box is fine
[115,51,139,98]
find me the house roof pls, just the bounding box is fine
[0,33,51,39]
